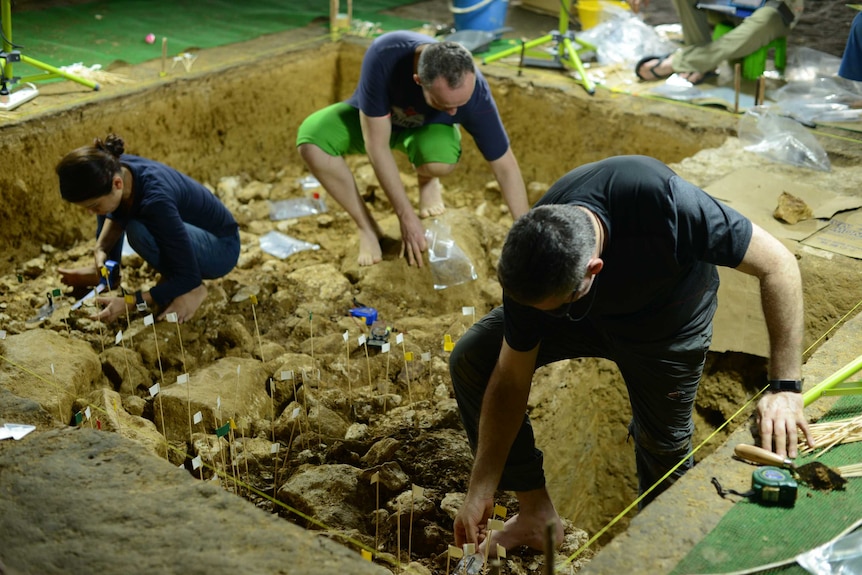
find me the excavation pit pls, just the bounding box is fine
[1,31,862,575]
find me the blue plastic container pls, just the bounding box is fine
[450,0,508,32]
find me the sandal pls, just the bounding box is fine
[635,54,672,82]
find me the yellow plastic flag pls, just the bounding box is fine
[404,351,414,362]
[229,417,237,430]
[124,294,135,305]
[488,519,505,531]
[448,545,464,558]
[494,504,507,518]
[361,549,372,561]
[412,484,424,498]
[370,472,380,484]
[443,334,454,352]
[250,294,258,305]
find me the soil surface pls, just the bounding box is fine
[1,2,861,575]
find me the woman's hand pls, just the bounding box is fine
[159,284,207,324]
[91,296,132,323]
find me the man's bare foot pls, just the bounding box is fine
[419,178,445,219]
[58,266,101,287]
[357,229,383,266]
[479,513,565,556]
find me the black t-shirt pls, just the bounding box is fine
[504,155,753,350]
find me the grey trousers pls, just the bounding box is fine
[449,306,712,507]
[670,0,795,74]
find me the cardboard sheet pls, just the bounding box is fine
[705,167,862,242]
[705,169,862,356]
[801,209,862,259]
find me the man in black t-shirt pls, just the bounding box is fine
[451,155,814,554]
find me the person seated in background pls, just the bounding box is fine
[839,12,862,81]
[57,133,240,324]
[296,30,529,268]
[631,0,804,84]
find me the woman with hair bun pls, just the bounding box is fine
[56,134,240,324]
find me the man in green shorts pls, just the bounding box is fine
[296,31,528,267]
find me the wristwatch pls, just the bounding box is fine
[134,289,148,312]
[768,379,803,393]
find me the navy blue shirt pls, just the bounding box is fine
[107,155,238,307]
[504,156,753,350]
[345,31,510,162]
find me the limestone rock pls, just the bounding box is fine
[773,191,813,224]
[278,463,369,530]
[0,329,103,424]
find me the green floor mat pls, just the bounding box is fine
[671,395,862,575]
[4,0,425,78]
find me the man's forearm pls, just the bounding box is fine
[489,148,529,219]
[468,359,534,498]
[761,259,804,379]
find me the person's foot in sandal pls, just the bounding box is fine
[635,54,674,81]
[676,70,718,85]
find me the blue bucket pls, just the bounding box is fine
[450,0,508,32]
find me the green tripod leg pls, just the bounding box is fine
[1,0,99,91]
[803,354,862,407]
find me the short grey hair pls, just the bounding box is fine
[417,41,475,88]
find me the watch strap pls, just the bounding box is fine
[768,379,803,393]
[134,290,148,312]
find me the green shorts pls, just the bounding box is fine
[296,102,462,166]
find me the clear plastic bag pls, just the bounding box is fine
[772,77,862,125]
[578,11,678,66]
[737,105,831,172]
[269,196,327,220]
[424,219,478,290]
[259,230,320,259]
[797,527,862,575]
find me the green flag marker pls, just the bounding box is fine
[16,274,22,283]
[52,288,62,297]
[74,411,83,425]
[216,421,231,438]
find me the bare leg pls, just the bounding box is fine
[298,143,384,266]
[416,162,455,219]
[480,487,564,556]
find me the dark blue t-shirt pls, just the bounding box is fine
[504,155,753,350]
[107,155,238,306]
[345,30,510,162]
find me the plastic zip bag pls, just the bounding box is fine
[269,196,327,220]
[259,230,320,259]
[424,219,478,290]
[737,105,831,172]
[797,527,862,574]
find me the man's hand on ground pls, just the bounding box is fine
[454,493,493,548]
[756,391,815,458]
[398,212,427,267]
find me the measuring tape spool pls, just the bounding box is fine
[752,466,797,507]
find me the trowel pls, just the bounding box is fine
[734,443,847,491]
